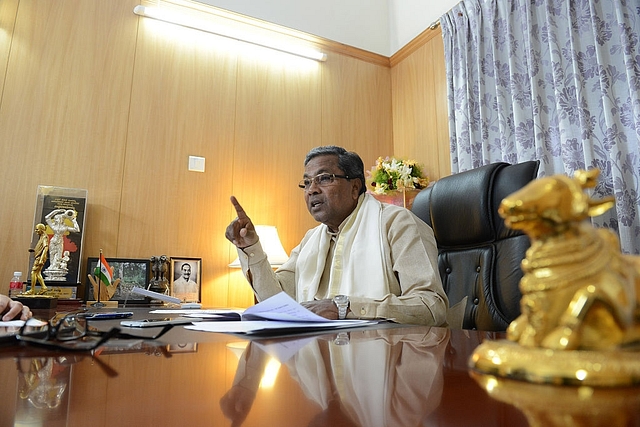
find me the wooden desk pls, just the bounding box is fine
[0,310,637,426]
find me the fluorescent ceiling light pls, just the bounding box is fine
[133,5,327,62]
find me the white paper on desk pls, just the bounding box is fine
[185,319,376,335]
[184,292,377,334]
[156,292,334,322]
[150,309,244,316]
[0,320,27,328]
[241,292,330,322]
[0,319,47,328]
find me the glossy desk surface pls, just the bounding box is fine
[1,308,638,427]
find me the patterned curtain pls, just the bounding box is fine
[441,0,640,254]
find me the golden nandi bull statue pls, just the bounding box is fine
[498,168,640,351]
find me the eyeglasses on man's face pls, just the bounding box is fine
[15,313,175,352]
[298,173,352,190]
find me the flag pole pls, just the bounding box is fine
[92,249,105,308]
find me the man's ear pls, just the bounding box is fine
[351,179,363,199]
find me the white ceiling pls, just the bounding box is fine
[195,0,460,56]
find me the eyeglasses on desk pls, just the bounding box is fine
[15,313,175,352]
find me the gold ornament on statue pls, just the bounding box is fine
[23,224,49,295]
[469,168,640,425]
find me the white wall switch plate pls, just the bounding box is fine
[188,156,205,172]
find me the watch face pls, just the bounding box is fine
[334,295,348,305]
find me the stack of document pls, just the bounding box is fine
[184,292,378,335]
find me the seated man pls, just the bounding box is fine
[225,146,448,326]
[0,294,32,321]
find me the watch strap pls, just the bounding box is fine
[337,304,347,320]
[333,295,349,320]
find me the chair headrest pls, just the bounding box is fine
[412,161,540,249]
[430,163,505,247]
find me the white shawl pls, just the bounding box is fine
[296,194,391,301]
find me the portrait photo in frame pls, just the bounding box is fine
[85,257,151,304]
[170,257,201,303]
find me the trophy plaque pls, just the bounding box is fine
[28,186,87,292]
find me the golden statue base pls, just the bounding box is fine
[14,294,58,309]
[470,339,640,387]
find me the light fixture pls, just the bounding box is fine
[133,5,327,62]
[229,225,289,268]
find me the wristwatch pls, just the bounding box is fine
[332,295,349,320]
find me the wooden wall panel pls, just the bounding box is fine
[0,0,18,95]
[121,18,238,308]
[391,28,450,181]
[0,0,138,294]
[228,51,323,306]
[321,52,394,179]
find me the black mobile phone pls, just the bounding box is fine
[84,312,134,320]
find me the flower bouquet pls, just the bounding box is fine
[367,157,429,208]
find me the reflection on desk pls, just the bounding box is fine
[0,316,636,426]
[222,327,449,427]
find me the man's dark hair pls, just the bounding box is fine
[304,146,366,195]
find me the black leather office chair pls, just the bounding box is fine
[412,161,540,331]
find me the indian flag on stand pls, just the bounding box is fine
[94,253,112,287]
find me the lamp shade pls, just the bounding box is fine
[229,225,289,268]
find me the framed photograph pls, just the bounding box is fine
[84,257,151,304]
[170,257,201,303]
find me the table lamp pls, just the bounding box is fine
[228,225,289,268]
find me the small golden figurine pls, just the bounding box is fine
[24,223,49,295]
[470,169,640,393]
[468,169,640,426]
[499,168,640,351]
